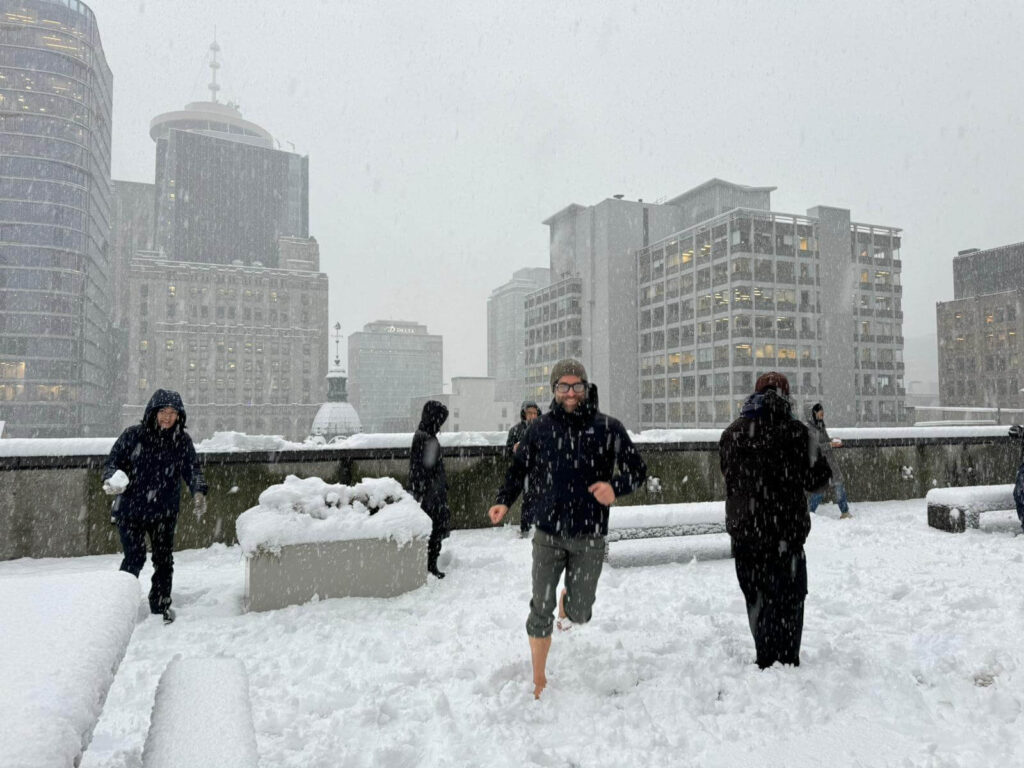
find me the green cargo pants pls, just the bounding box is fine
[527,529,606,638]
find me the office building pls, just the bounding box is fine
[410,376,515,434]
[0,0,114,436]
[636,186,904,427]
[120,251,328,438]
[487,266,550,403]
[348,320,442,432]
[937,243,1024,408]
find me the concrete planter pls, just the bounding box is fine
[244,537,427,612]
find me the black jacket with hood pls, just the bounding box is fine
[719,389,831,549]
[409,400,450,534]
[495,384,647,538]
[103,389,207,523]
[505,400,539,453]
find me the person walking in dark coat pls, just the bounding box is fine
[488,359,647,699]
[410,400,451,578]
[807,403,851,519]
[719,372,831,669]
[505,400,541,535]
[505,400,540,455]
[102,389,207,623]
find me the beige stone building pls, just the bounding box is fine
[121,248,328,439]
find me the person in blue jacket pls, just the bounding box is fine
[102,389,207,623]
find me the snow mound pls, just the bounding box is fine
[235,475,432,556]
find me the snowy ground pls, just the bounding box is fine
[4,499,1024,767]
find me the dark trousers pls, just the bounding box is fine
[427,526,444,572]
[1014,464,1024,531]
[733,540,807,669]
[118,515,177,613]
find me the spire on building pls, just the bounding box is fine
[208,38,221,103]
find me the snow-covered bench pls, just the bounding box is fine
[926,484,1016,533]
[605,502,732,566]
[142,657,258,768]
[0,571,139,768]
[237,476,433,612]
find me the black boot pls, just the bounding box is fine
[428,565,446,579]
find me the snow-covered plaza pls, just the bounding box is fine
[4,498,1024,767]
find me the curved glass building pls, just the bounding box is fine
[0,0,113,436]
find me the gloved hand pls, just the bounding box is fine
[193,492,207,521]
[1010,425,1024,440]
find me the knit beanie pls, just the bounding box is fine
[550,359,588,388]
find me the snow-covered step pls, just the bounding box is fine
[925,484,1016,532]
[607,501,727,542]
[142,657,258,768]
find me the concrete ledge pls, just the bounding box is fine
[245,537,427,612]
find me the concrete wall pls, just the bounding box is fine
[1,436,1017,561]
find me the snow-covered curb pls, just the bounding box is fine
[235,475,432,557]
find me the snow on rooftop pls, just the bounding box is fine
[11,498,1024,767]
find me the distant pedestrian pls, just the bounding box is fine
[505,400,541,455]
[505,400,541,535]
[488,359,647,698]
[102,389,207,624]
[719,372,831,669]
[410,400,451,578]
[807,403,851,519]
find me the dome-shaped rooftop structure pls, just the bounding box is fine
[311,399,362,441]
[311,326,361,440]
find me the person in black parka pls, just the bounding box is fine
[488,359,647,699]
[410,400,451,578]
[102,389,207,622]
[719,371,831,669]
[505,400,541,534]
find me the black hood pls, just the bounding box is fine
[142,389,187,432]
[807,402,824,426]
[417,400,449,436]
[520,400,539,420]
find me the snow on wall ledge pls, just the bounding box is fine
[0,425,1012,457]
[0,571,139,767]
[235,475,432,557]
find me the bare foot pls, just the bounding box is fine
[533,673,547,699]
[529,635,551,700]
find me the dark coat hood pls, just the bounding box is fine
[417,400,449,436]
[142,389,188,432]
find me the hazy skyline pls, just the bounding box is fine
[88,0,1024,388]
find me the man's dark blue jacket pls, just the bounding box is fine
[103,389,207,523]
[495,385,647,538]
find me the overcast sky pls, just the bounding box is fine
[88,0,1024,386]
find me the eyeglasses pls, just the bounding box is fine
[554,382,587,394]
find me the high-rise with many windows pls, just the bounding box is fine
[936,242,1024,409]
[487,267,550,403]
[0,0,114,436]
[636,190,904,427]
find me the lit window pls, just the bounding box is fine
[165,340,175,350]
